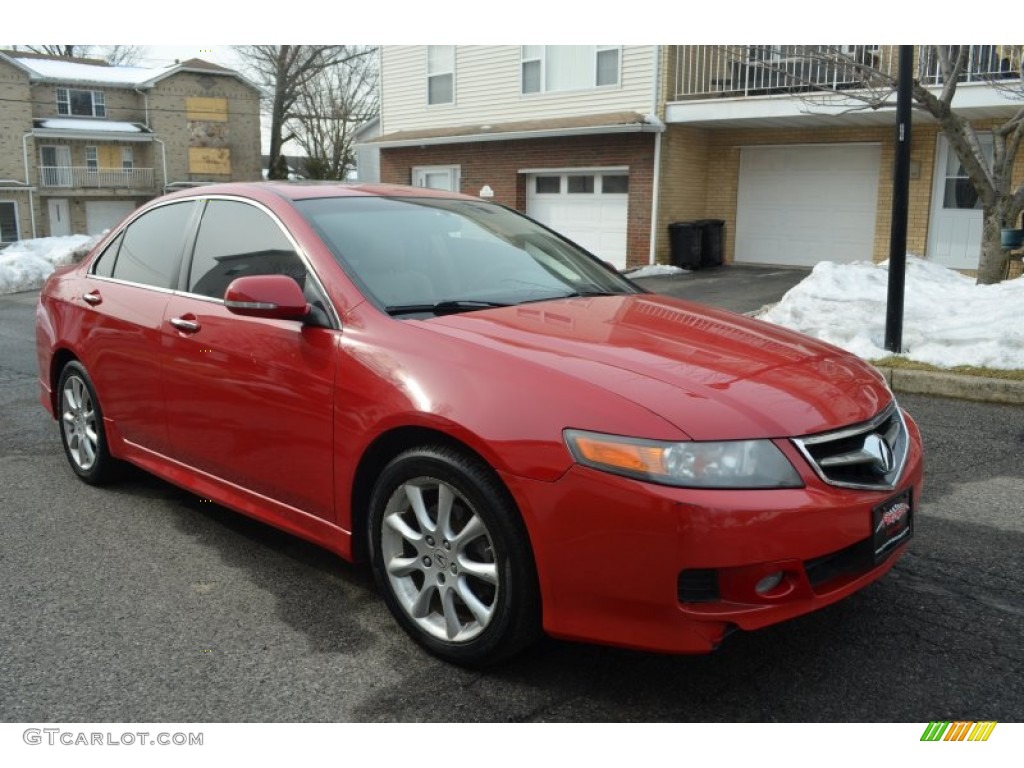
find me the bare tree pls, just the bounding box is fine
[736,45,1024,284]
[291,46,378,180]
[234,45,366,180]
[23,45,145,66]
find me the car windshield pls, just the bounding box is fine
[295,196,640,316]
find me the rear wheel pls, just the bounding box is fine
[368,446,540,666]
[57,361,120,485]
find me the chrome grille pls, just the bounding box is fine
[792,403,909,490]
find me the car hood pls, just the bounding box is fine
[424,294,892,440]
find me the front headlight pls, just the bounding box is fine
[563,429,804,489]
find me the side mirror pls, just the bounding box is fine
[224,275,310,320]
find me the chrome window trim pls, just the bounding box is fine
[88,194,342,330]
[791,402,910,491]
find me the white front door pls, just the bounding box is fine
[526,171,629,268]
[48,199,71,237]
[926,135,991,269]
[735,144,881,267]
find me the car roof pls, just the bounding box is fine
[158,181,480,204]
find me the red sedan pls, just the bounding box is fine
[36,182,922,665]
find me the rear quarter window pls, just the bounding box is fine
[111,201,195,289]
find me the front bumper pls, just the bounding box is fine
[501,413,924,654]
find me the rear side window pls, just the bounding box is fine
[111,202,195,289]
[188,200,307,299]
[91,231,123,278]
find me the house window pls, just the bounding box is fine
[521,46,621,94]
[86,146,98,172]
[567,175,595,194]
[122,146,134,170]
[941,135,992,210]
[534,176,560,194]
[427,46,455,105]
[602,174,629,194]
[412,165,459,192]
[0,201,20,243]
[56,88,106,117]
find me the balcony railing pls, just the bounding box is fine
[673,45,1022,101]
[39,166,155,189]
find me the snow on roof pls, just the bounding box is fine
[14,56,169,86]
[38,119,145,133]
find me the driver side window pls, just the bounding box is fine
[188,200,308,299]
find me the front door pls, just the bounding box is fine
[161,199,337,521]
[48,199,71,236]
[927,135,991,269]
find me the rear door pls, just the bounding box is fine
[161,199,338,521]
[80,200,198,455]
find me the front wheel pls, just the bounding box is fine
[368,446,540,666]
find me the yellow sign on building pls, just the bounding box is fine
[185,97,229,122]
[188,147,232,175]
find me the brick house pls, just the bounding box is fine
[0,51,262,245]
[372,46,662,270]
[369,45,1024,272]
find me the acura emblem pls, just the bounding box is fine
[862,434,894,474]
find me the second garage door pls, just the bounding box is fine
[735,145,881,267]
[86,201,136,235]
[526,171,629,269]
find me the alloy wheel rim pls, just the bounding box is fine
[62,375,98,471]
[381,477,499,642]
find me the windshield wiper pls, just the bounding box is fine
[385,299,511,317]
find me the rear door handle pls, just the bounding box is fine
[83,291,102,306]
[169,316,201,333]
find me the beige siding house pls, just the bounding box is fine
[0,51,262,244]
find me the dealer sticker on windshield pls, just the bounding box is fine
[873,490,913,561]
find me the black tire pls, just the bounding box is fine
[56,361,121,485]
[368,445,541,666]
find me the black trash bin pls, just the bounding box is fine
[694,219,725,268]
[667,221,702,270]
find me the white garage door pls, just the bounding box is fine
[86,201,136,235]
[735,145,880,267]
[526,171,628,268]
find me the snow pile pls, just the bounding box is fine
[0,234,102,295]
[758,257,1024,370]
[626,264,690,278]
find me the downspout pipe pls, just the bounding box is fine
[648,45,664,265]
[22,132,37,237]
[153,138,168,194]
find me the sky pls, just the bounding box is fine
[6,1,989,47]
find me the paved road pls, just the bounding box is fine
[1,288,1021,722]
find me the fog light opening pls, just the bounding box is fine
[755,571,785,595]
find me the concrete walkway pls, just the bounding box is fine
[631,264,1024,406]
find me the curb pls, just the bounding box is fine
[874,367,1024,406]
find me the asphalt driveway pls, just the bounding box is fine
[630,264,810,314]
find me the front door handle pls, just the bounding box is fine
[83,291,102,306]
[169,316,201,333]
